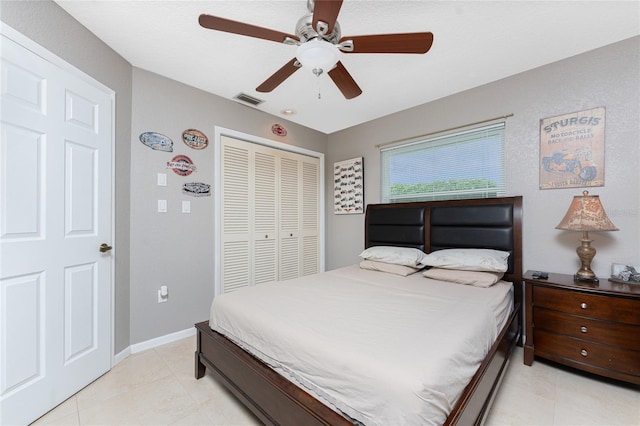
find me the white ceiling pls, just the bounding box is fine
[54,1,639,134]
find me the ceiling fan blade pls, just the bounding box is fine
[199,14,299,44]
[328,61,362,99]
[256,58,301,93]
[312,0,343,36]
[340,32,434,54]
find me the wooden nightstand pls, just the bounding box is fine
[524,270,640,385]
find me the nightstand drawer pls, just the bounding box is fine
[535,329,640,377]
[534,308,640,350]
[533,286,640,325]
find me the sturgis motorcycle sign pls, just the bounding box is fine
[539,107,605,190]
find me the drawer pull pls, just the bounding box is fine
[580,302,588,309]
[580,326,588,333]
[580,349,588,357]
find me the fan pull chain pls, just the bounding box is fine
[311,67,324,100]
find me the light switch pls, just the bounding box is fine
[157,173,167,186]
[182,200,191,213]
[158,199,167,213]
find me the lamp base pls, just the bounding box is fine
[573,274,599,283]
[574,232,599,283]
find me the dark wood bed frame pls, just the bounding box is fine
[195,196,523,425]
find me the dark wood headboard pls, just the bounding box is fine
[365,196,523,284]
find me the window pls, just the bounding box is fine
[381,122,505,202]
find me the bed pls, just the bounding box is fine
[195,196,523,425]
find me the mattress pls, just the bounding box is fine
[209,264,514,425]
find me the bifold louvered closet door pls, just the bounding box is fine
[220,136,320,293]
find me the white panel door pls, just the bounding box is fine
[0,32,113,425]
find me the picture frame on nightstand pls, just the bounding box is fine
[610,263,640,284]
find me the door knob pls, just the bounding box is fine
[100,243,113,253]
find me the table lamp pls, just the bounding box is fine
[556,190,618,282]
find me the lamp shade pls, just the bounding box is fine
[296,39,339,75]
[556,190,618,231]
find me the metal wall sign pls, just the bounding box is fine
[539,107,605,190]
[182,129,208,149]
[167,154,197,176]
[139,131,173,152]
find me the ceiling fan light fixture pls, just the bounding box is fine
[199,1,433,100]
[296,39,339,76]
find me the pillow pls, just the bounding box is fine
[359,260,422,277]
[359,246,427,267]
[422,268,504,287]
[419,248,510,272]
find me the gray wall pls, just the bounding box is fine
[1,0,327,349]
[1,0,133,353]
[326,36,640,280]
[129,68,327,344]
[4,0,638,349]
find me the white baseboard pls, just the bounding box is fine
[113,346,131,366]
[113,326,196,366]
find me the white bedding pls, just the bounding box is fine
[209,264,513,426]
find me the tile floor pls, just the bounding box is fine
[32,335,639,425]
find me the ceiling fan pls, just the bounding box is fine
[198,0,434,99]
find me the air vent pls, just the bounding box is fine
[234,93,264,106]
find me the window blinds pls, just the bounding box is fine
[381,122,506,202]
